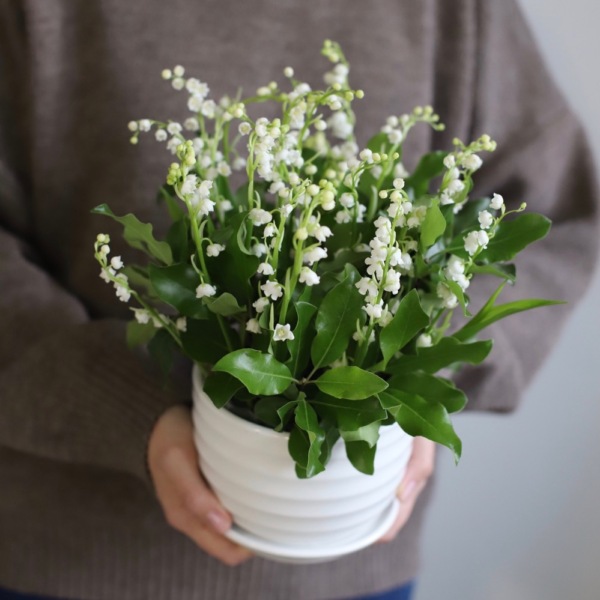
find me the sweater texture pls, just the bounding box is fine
[0,1,598,598]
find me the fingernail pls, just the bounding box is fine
[207,510,230,533]
[400,480,416,501]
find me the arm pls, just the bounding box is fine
[0,2,183,484]
[455,0,599,412]
[383,0,598,541]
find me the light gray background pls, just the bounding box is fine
[415,2,600,599]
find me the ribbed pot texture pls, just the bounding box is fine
[192,367,414,548]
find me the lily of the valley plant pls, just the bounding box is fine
[94,41,559,478]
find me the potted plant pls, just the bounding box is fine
[93,41,559,562]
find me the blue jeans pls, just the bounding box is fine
[335,580,415,600]
[0,591,67,600]
[0,580,415,600]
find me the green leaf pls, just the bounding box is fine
[203,371,242,409]
[379,290,429,366]
[293,399,326,478]
[379,388,462,462]
[287,301,317,377]
[253,396,290,428]
[312,395,387,430]
[180,318,231,364]
[445,280,471,317]
[126,320,157,349]
[478,214,552,263]
[148,329,177,382]
[165,217,190,263]
[387,337,493,377]
[344,440,377,475]
[452,197,490,234]
[454,298,565,342]
[288,425,310,478]
[148,263,207,318]
[310,266,363,370]
[92,203,173,264]
[213,349,293,396]
[405,151,447,197]
[215,175,234,202]
[204,293,246,317]
[210,213,259,302]
[122,265,154,295]
[366,131,392,153]
[420,201,447,249]
[314,366,388,400]
[388,372,467,413]
[276,400,298,431]
[319,422,341,468]
[158,186,186,221]
[470,263,516,283]
[340,421,380,448]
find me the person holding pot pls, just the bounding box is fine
[0,1,597,599]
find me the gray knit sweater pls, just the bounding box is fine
[0,1,597,598]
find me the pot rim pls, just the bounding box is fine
[193,364,292,440]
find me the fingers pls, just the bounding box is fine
[166,507,253,566]
[378,437,436,544]
[398,437,436,503]
[162,446,232,533]
[148,405,252,565]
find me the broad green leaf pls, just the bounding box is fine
[386,337,493,377]
[310,266,363,370]
[478,213,551,263]
[470,263,516,283]
[294,399,326,478]
[366,131,392,154]
[318,248,368,273]
[122,265,154,295]
[276,400,298,431]
[319,422,341,469]
[379,388,462,462]
[213,349,293,396]
[420,201,447,249]
[405,151,447,197]
[204,293,246,317]
[314,366,388,400]
[215,175,234,202]
[165,217,190,263]
[149,263,207,318]
[340,421,380,448]
[158,186,186,221]
[92,204,173,264]
[454,298,565,342]
[312,395,387,430]
[287,301,317,377]
[344,440,377,475]
[210,213,259,301]
[148,329,177,382]
[203,371,242,409]
[388,372,467,413]
[180,318,231,364]
[453,197,490,234]
[288,425,310,478]
[253,396,290,428]
[380,290,429,366]
[445,280,471,317]
[126,320,156,349]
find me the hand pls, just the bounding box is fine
[378,437,436,543]
[148,404,252,566]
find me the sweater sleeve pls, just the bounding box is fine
[454,0,599,412]
[0,4,184,484]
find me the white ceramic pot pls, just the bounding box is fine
[191,366,413,562]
